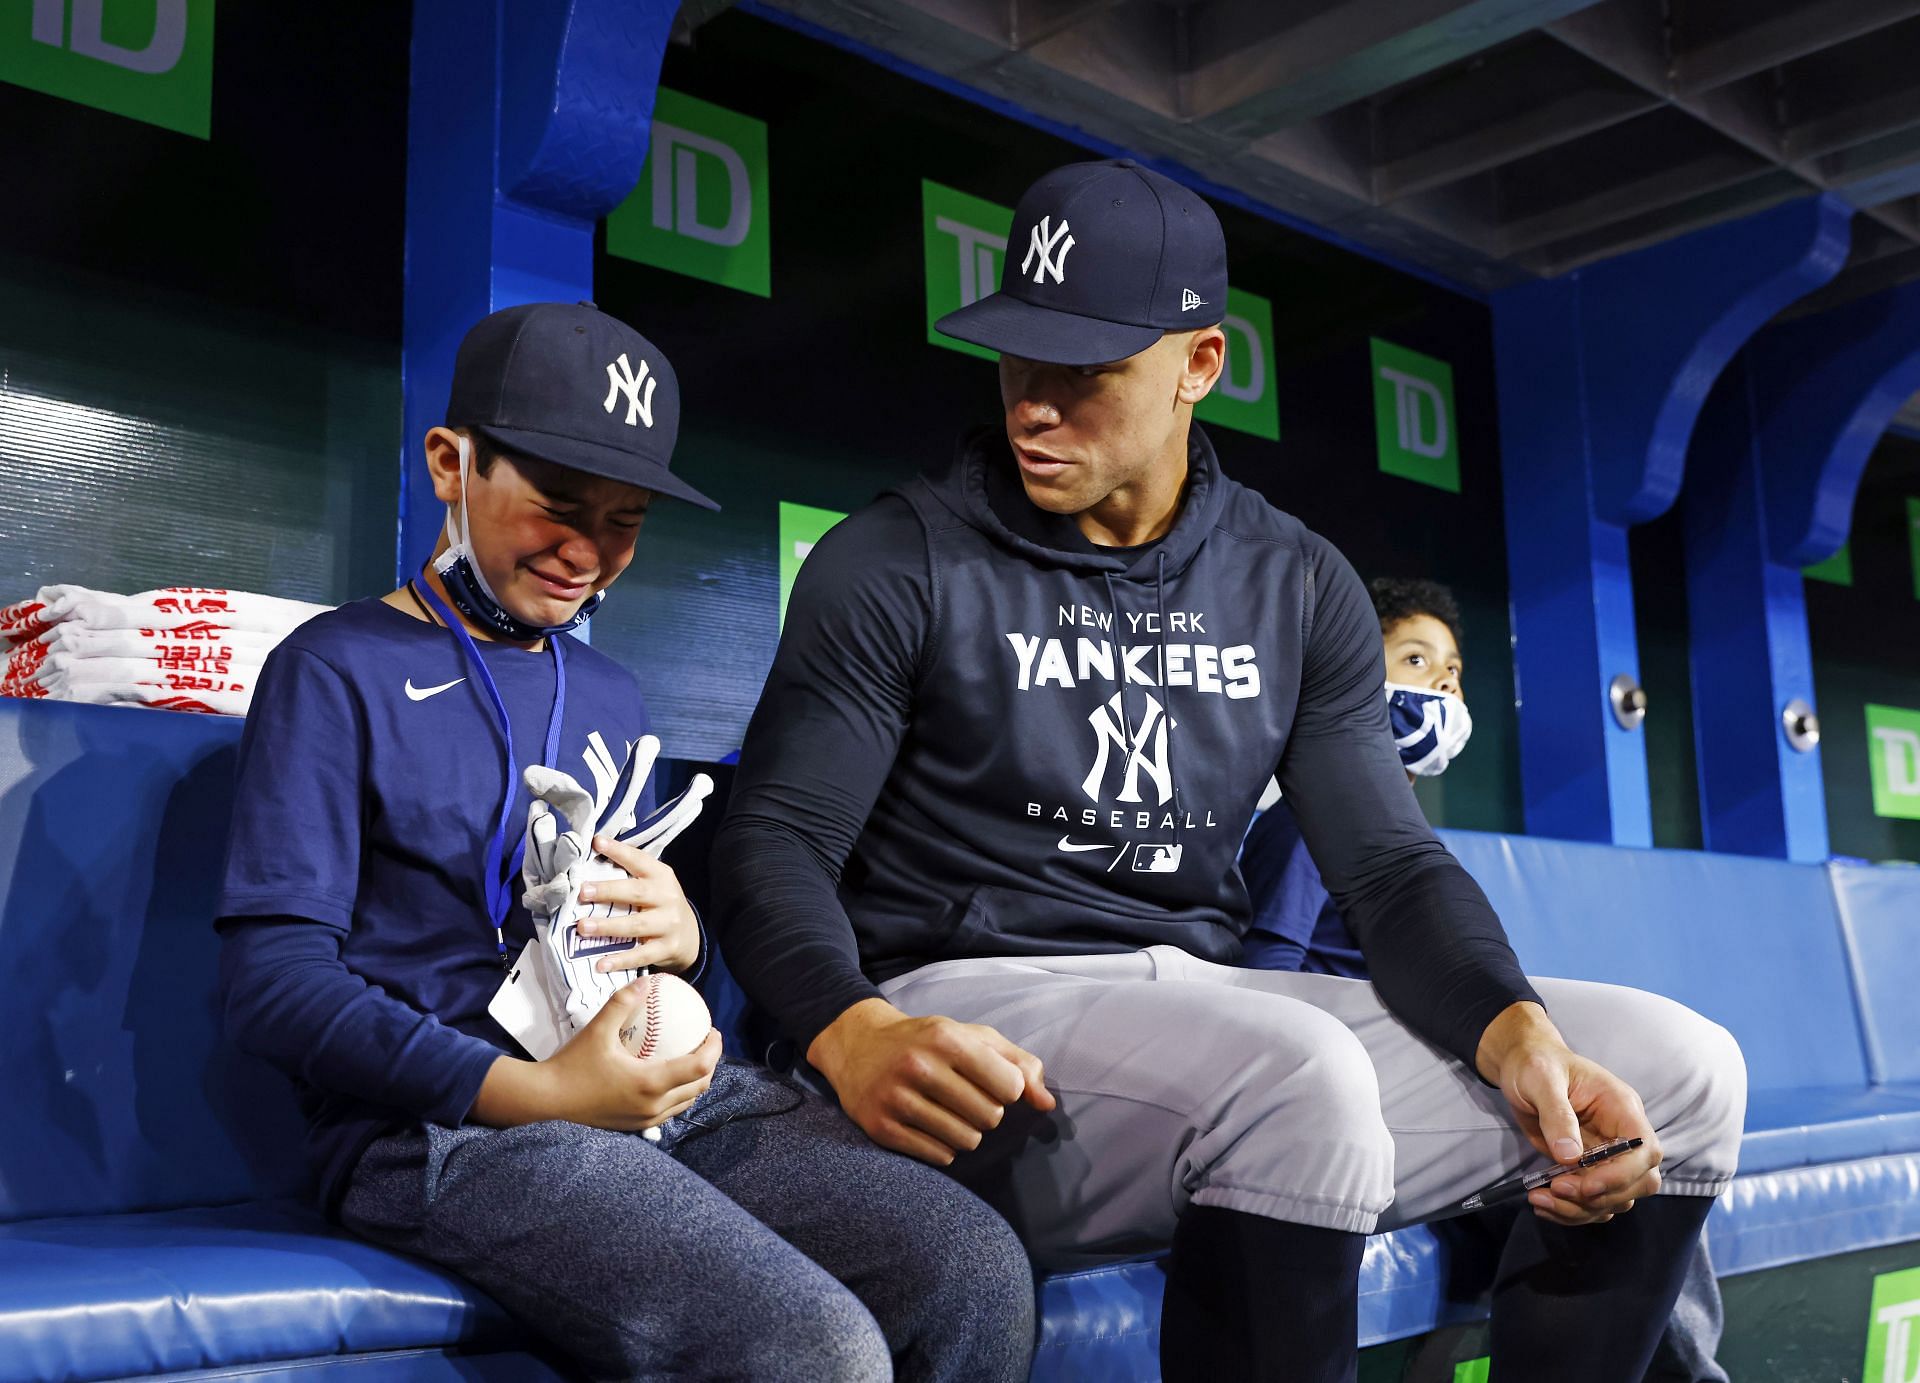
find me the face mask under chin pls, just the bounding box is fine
[429,434,603,642]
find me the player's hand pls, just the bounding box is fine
[571,834,702,974]
[476,980,721,1131]
[1476,1001,1662,1226]
[808,997,1056,1166]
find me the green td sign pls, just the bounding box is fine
[1864,1265,1920,1383]
[778,502,847,631]
[608,89,770,298]
[1804,543,1853,586]
[921,178,1280,441]
[2,0,214,138]
[1867,703,1920,822]
[1198,286,1279,442]
[1371,337,1459,492]
[922,179,1013,364]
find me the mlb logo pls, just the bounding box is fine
[1133,844,1183,873]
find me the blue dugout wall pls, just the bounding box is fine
[4,0,1920,864]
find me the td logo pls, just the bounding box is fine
[922,179,1014,365]
[1867,703,1920,822]
[607,89,770,298]
[1200,287,1279,443]
[777,502,847,632]
[1865,1265,1920,1383]
[3,0,214,138]
[1371,338,1460,493]
[920,179,1280,441]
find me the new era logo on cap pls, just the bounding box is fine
[934,159,1229,367]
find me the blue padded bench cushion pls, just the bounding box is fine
[1436,829,1869,1100]
[1710,1152,1920,1276]
[1830,862,1920,1086]
[0,1201,526,1383]
[1742,1084,1920,1174]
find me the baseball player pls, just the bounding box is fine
[216,303,1034,1382]
[713,161,1747,1382]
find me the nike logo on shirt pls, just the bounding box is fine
[405,676,466,701]
[1056,837,1112,853]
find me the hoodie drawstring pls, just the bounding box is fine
[1155,550,1184,842]
[1104,556,1184,843]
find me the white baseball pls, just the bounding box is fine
[619,972,713,1063]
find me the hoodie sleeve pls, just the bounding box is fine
[712,496,931,1050]
[1275,538,1540,1071]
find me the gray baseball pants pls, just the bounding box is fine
[340,1060,1035,1383]
[878,945,1747,1271]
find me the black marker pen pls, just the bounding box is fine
[1458,1137,1645,1213]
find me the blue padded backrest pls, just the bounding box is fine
[0,699,308,1221]
[0,700,754,1223]
[1827,862,1920,1086]
[1436,830,1867,1096]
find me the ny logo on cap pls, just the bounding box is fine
[603,353,657,428]
[1021,215,1075,286]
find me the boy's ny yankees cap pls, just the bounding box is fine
[446,301,719,511]
[935,159,1228,367]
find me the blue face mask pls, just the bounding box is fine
[1386,682,1472,777]
[429,434,603,642]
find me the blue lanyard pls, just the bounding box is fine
[413,578,567,964]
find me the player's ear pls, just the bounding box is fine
[425,427,467,506]
[1177,327,1225,406]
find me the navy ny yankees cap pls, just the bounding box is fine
[935,159,1228,367]
[446,301,718,511]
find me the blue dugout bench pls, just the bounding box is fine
[2,698,1918,1381]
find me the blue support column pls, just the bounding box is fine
[1684,281,1920,860]
[398,0,678,580]
[1492,196,1851,845]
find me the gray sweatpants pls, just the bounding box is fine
[879,946,1746,1270]
[341,1060,1035,1383]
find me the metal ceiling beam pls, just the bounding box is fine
[1518,171,1809,275]
[1499,152,1775,256]
[1005,0,1131,51]
[1544,0,1668,95]
[1672,0,1920,95]
[1182,0,1604,139]
[1785,86,1920,164]
[756,0,1920,301]
[1370,36,1661,200]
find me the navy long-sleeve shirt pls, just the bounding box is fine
[215,598,660,1214]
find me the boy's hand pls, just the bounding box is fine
[476,979,721,1130]
[807,997,1055,1166]
[571,834,702,974]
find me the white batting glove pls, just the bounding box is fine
[519,734,714,1036]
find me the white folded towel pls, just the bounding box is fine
[18,622,286,665]
[9,651,261,716]
[49,680,255,717]
[1,585,328,643]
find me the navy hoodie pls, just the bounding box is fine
[713,426,1536,1067]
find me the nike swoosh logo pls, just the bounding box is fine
[405,676,466,701]
[1056,837,1112,853]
